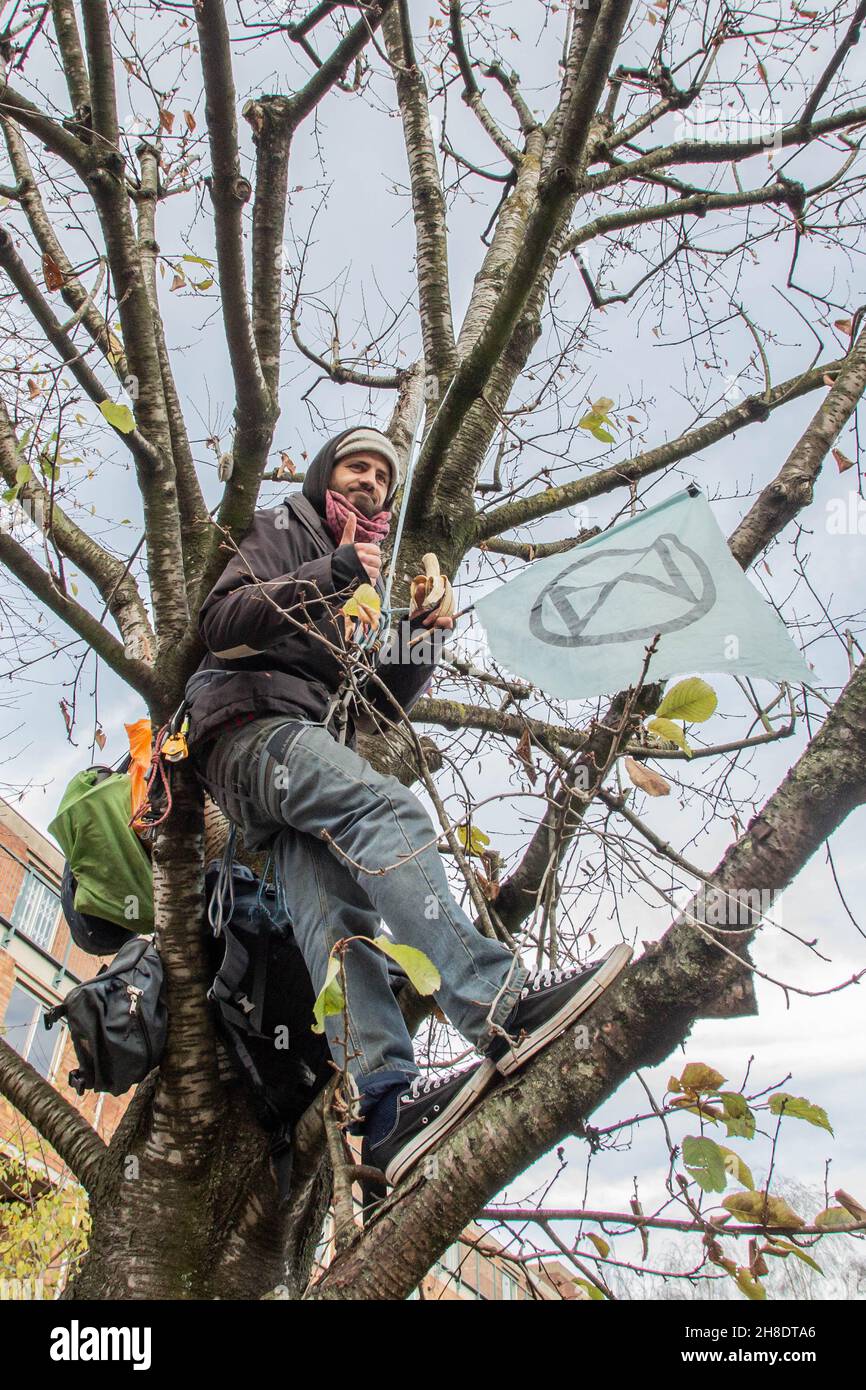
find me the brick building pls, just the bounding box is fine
[0,794,130,1186]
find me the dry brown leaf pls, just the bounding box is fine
[515,729,538,785]
[42,253,64,292]
[94,728,107,751]
[833,448,855,473]
[170,272,185,292]
[159,109,175,134]
[835,318,853,334]
[624,756,670,796]
[183,110,196,133]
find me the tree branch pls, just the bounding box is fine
[384,4,457,390]
[0,1036,107,1193]
[474,352,847,543]
[0,529,158,700]
[729,320,866,569]
[0,398,155,655]
[2,117,128,379]
[448,2,522,165]
[50,0,91,113]
[409,0,632,508]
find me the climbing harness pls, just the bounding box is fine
[129,698,190,835]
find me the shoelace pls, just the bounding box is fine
[522,964,581,997]
[401,1067,472,1105]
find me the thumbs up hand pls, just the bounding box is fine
[339,511,381,586]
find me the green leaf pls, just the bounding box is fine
[768,1092,833,1135]
[311,954,344,1034]
[734,1267,766,1300]
[2,486,19,502]
[573,1278,606,1301]
[577,400,616,445]
[646,717,692,756]
[719,1091,756,1140]
[655,677,718,723]
[764,1238,823,1274]
[342,583,381,620]
[370,938,441,996]
[679,1062,727,1093]
[814,1206,858,1230]
[682,1135,727,1193]
[182,254,214,267]
[718,1146,755,1190]
[721,1191,805,1229]
[99,400,136,434]
[455,822,490,856]
[15,462,32,487]
[587,1233,610,1258]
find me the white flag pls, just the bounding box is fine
[473,489,816,699]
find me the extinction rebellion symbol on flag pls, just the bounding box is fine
[528,535,718,648]
[474,488,816,699]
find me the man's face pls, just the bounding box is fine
[330,453,391,518]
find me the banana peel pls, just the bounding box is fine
[409,553,455,621]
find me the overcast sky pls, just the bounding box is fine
[2,1,864,1290]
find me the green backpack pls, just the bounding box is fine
[49,768,155,936]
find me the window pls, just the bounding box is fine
[2,983,60,1078]
[11,869,60,952]
[501,1271,516,1300]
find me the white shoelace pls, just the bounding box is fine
[401,1067,471,1105]
[522,964,581,997]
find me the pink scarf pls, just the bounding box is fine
[324,487,391,549]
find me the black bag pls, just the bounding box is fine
[203,849,332,1134]
[44,934,167,1096]
[60,860,136,957]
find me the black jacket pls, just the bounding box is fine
[185,432,439,750]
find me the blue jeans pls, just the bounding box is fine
[198,716,529,1090]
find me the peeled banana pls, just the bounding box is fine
[409,553,455,619]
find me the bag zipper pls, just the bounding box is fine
[126,984,153,1071]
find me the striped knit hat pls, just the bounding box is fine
[333,427,403,502]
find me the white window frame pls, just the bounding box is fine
[3,981,63,1079]
[11,869,60,952]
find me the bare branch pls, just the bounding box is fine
[0,1037,106,1193]
[729,320,866,569]
[384,4,457,388]
[50,0,91,113]
[474,353,848,543]
[0,529,158,699]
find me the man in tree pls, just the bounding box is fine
[185,426,631,1185]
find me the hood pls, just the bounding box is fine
[301,428,399,517]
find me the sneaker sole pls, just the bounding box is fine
[384,1058,498,1187]
[494,943,634,1077]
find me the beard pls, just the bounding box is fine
[338,483,378,518]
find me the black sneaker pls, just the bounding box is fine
[362,1059,497,1188]
[486,944,633,1076]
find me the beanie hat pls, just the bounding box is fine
[301,427,404,517]
[333,428,403,499]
